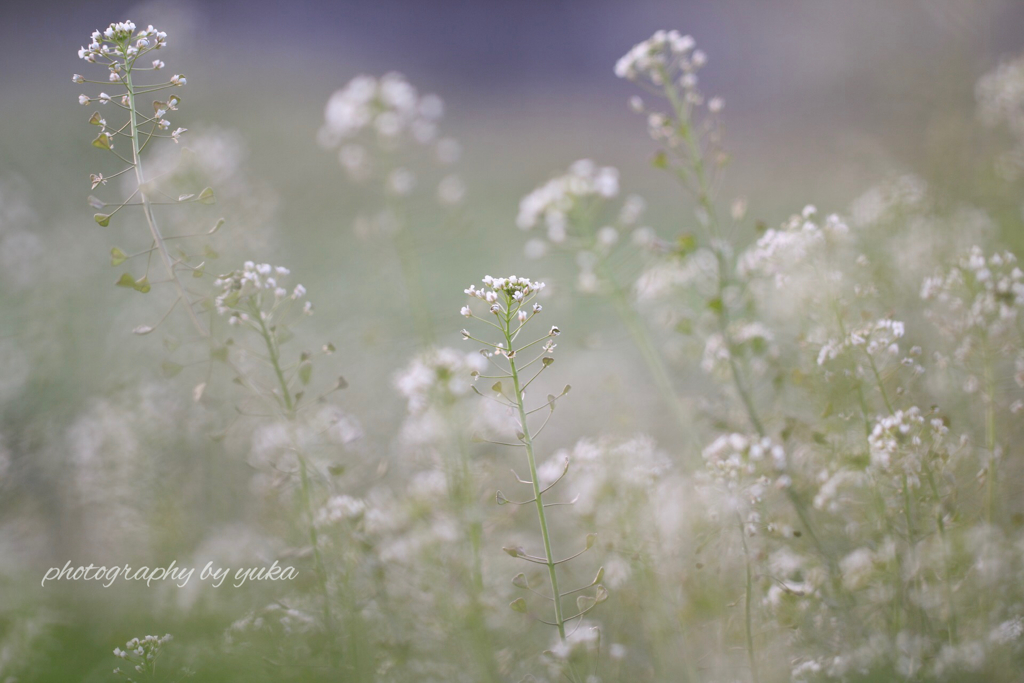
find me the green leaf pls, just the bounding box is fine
[88,111,104,125]
[707,297,724,314]
[198,187,215,205]
[652,150,669,168]
[298,361,312,385]
[541,356,554,366]
[211,346,229,362]
[491,381,502,394]
[115,273,136,288]
[110,247,127,266]
[94,213,111,227]
[192,264,205,279]
[161,361,183,378]
[512,573,528,589]
[133,276,150,293]
[92,133,111,150]
[509,598,528,614]
[203,245,219,260]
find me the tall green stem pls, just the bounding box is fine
[253,306,336,663]
[737,515,760,683]
[123,64,207,337]
[503,306,566,639]
[983,345,997,525]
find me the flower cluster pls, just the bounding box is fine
[921,247,1023,339]
[319,73,463,203]
[319,71,468,214]
[316,494,367,526]
[700,322,777,377]
[738,206,850,286]
[112,633,173,680]
[516,160,660,293]
[394,347,487,414]
[213,261,310,322]
[462,275,547,320]
[616,30,724,164]
[817,318,907,367]
[77,21,167,64]
[867,406,951,486]
[702,433,788,492]
[75,20,187,149]
[320,73,444,146]
[516,160,620,241]
[614,30,701,85]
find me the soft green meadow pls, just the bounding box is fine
[1,9,1024,683]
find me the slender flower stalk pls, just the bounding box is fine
[214,263,339,665]
[461,276,605,642]
[124,68,206,336]
[76,20,209,336]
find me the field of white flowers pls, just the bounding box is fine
[2,4,1024,682]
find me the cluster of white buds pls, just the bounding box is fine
[921,247,1023,339]
[617,31,726,187]
[867,407,950,486]
[614,30,701,85]
[517,160,619,241]
[75,21,189,154]
[316,495,367,526]
[461,276,559,356]
[394,347,488,414]
[320,73,444,145]
[320,73,465,206]
[213,261,311,322]
[464,275,546,302]
[738,206,850,287]
[817,318,906,367]
[700,322,778,377]
[78,22,167,63]
[518,161,657,293]
[112,634,172,679]
[702,434,787,484]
